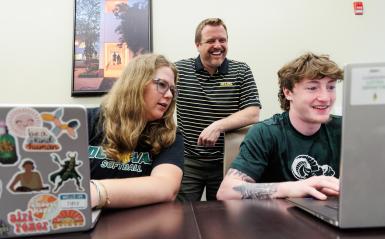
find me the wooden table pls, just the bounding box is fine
[193,199,385,239]
[41,199,385,239]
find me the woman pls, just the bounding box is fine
[87,54,183,208]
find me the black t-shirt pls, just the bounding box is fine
[87,108,184,179]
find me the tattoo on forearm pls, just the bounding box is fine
[233,183,278,200]
[227,168,277,200]
[227,168,255,183]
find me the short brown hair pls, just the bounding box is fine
[195,18,228,44]
[277,52,343,111]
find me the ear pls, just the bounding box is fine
[283,88,293,101]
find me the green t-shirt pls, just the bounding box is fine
[231,112,341,182]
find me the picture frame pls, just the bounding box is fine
[72,0,152,96]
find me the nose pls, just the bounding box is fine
[164,88,173,99]
[213,39,222,48]
[317,87,331,101]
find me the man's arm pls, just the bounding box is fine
[217,168,340,200]
[197,106,260,147]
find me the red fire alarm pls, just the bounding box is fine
[353,1,364,15]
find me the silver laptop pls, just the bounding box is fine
[0,104,99,238]
[288,62,385,228]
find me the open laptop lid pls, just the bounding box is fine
[338,62,385,228]
[0,105,92,238]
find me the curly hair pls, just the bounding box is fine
[277,52,344,111]
[100,54,178,161]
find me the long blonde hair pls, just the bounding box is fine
[100,54,178,161]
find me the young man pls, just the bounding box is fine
[217,52,344,200]
[176,18,261,201]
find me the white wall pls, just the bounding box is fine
[1,0,385,119]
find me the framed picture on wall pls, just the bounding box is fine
[72,0,152,96]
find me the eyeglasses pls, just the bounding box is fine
[153,79,178,99]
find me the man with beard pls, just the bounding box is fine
[217,52,343,201]
[176,18,261,201]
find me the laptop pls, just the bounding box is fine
[287,62,385,228]
[0,104,100,238]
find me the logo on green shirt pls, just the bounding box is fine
[291,155,335,180]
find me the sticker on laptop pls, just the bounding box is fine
[5,108,42,138]
[51,209,85,230]
[0,120,20,166]
[6,192,88,235]
[7,159,50,194]
[23,127,61,152]
[59,193,88,209]
[28,194,60,221]
[49,152,84,193]
[7,208,50,235]
[351,66,385,105]
[41,108,80,140]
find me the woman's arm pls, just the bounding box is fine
[90,163,182,208]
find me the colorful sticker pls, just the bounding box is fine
[23,127,61,151]
[59,193,88,209]
[0,120,20,166]
[49,152,84,193]
[351,66,385,105]
[5,107,42,138]
[51,209,85,230]
[0,219,10,237]
[41,108,80,140]
[7,158,50,194]
[7,209,50,235]
[27,194,60,221]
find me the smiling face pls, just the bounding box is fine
[196,24,228,75]
[284,77,336,134]
[143,66,175,122]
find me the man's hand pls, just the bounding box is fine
[197,106,260,147]
[197,121,222,147]
[276,176,339,200]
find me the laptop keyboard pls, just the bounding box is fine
[324,197,339,210]
[302,197,339,210]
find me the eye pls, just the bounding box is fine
[158,80,168,90]
[306,86,317,91]
[206,39,216,44]
[327,85,336,91]
[219,38,227,43]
